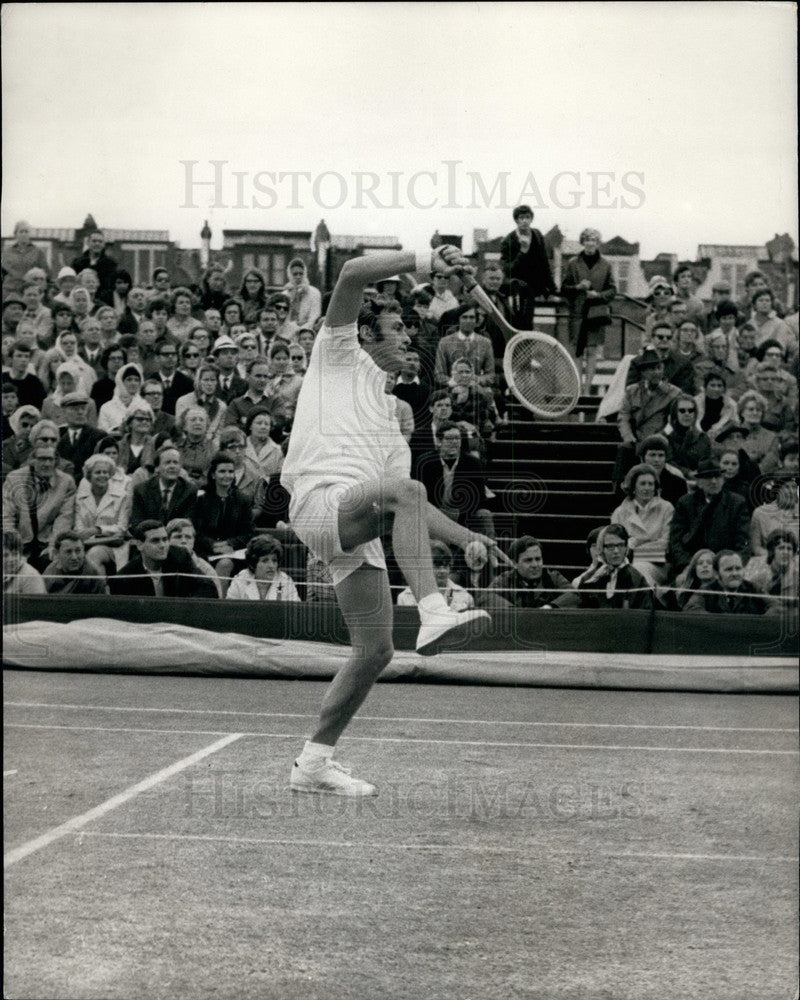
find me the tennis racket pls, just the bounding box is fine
[458,272,581,419]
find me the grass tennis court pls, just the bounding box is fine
[4,667,798,1000]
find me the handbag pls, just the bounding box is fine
[585,301,612,328]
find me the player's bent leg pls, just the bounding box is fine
[338,476,439,602]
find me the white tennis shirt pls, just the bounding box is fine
[281,322,411,505]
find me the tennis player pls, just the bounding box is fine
[282,245,510,796]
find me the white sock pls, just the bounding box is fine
[418,591,449,620]
[297,740,334,766]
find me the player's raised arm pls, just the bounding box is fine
[325,246,467,328]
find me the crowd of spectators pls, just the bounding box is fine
[3,214,798,625]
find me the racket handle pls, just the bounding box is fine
[453,266,478,292]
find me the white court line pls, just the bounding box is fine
[4,702,797,735]
[4,770,18,777]
[79,831,799,864]
[4,733,242,870]
[5,722,798,755]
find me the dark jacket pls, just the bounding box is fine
[500,229,556,298]
[415,450,489,526]
[116,307,146,336]
[393,379,432,431]
[156,370,195,415]
[656,468,688,508]
[6,373,46,410]
[109,544,217,598]
[490,566,570,609]
[57,425,107,482]
[90,376,116,409]
[665,426,712,477]
[663,350,701,395]
[216,372,249,406]
[191,486,253,558]
[575,563,653,610]
[43,560,108,595]
[130,475,198,529]
[667,489,751,573]
[71,249,119,293]
[683,579,768,615]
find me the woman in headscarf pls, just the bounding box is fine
[560,228,617,395]
[175,363,227,440]
[68,286,94,326]
[38,331,95,396]
[573,524,653,609]
[282,257,321,328]
[1,405,40,480]
[41,361,99,427]
[97,362,145,435]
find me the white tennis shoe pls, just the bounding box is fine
[416,607,491,656]
[290,757,378,797]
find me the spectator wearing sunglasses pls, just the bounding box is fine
[268,293,299,342]
[643,277,674,343]
[663,395,711,479]
[550,525,653,610]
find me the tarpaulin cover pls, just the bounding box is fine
[3,619,796,693]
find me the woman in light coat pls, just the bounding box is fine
[73,452,132,572]
[226,535,300,602]
[610,463,674,585]
[97,363,145,436]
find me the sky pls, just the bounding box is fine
[2,2,797,260]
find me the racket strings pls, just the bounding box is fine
[509,339,578,412]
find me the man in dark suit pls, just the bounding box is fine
[71,230,119,295]
[683,549,767,615]
[414,420,494,536]
[130,445,198,528]
[117,286,149,335]
[153,339,194,415]
[77,315,106,376]
[109,519,217,598]
[499,205,556,327]
[392,349,432,432]
[57,393,106,481]
[211,335,248,404]
[667,459,751,575]
[479,262,512,376]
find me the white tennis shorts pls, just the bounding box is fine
[289,482,386,587]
